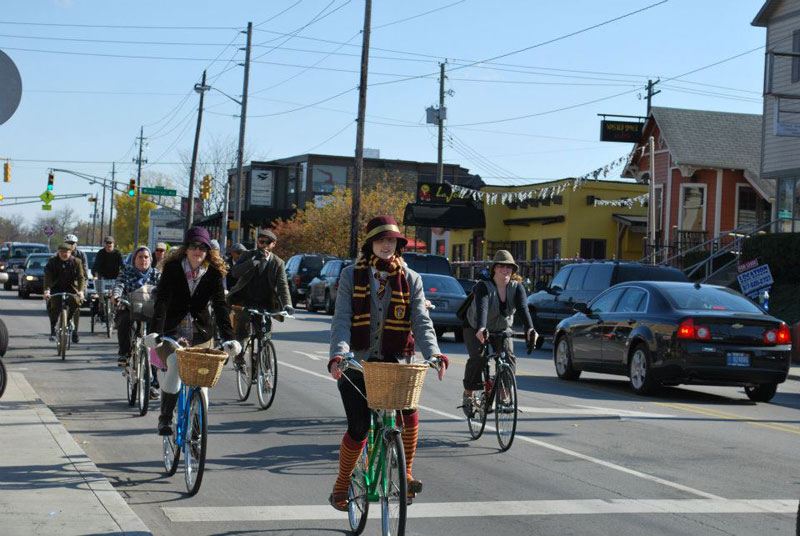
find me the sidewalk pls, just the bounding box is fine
[789,365,800,382]
[0,371,152,536]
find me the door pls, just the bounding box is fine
[532,265,573,334]
[571,288,626,366]
[554,264,589,326]
[600,287,648,369]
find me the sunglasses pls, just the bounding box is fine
[155,249,166,253]
[257,239,273,245]
[187,243,209,251]
[105,241,113,244]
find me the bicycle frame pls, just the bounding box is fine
[356,409,398,503]
[173,383,200,453]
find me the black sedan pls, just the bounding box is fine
[553,281,791,402]
[420,273,467,342]
[18,253,51,298]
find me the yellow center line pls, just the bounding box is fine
[656,402,800,435]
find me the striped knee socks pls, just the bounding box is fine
[333,432,366,498]
[401,412,419,480]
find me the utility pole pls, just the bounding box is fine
[233,22,252,244]
[437,61,446,184]
[648,135,656,264]
[645,79,661,115]
[109,162,115,238]
[348,0,372,259]
[99,180,106,239]
[186,70,208,231]
[133,127,146,247]
[90,195,98,246]
[220,178,230,256]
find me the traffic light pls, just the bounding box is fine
[127,179,136,196]
[200,174,212,200]
[47,172,54,191]
[3,161,9,183]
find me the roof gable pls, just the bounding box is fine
[752,0,784,27]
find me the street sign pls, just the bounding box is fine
[40,190,54,203]
[141,187,177,196]
[44,225,54,237]
[41,204,51,211]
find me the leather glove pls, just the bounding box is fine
[144,333,161,349]
[254,249,266,260]
[222,340,242,358]
[284,305,294,316]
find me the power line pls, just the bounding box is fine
[372,0,466,30]
[0,21,240,30]
[255,0,305,27]
[302,119,355,153]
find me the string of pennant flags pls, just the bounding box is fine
[447,146,646,206]
[593,192,649,208]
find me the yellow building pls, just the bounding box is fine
[449,178,649,264]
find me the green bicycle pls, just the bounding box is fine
[338,353,443,536]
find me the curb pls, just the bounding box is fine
[9,372,152,535]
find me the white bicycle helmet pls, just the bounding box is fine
[64,234,79,244]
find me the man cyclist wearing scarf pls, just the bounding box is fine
[327,216,448,511]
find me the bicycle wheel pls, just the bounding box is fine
[184,388,208,496]
[494,367,518,452]
[126,348,137,407]
[236,339,253,401]
[59,310,68,360]
[137,343,151,417]
[381,432,407,536]
[105,298,113,338]
[467,391,487,440]
[163,398,180,476]
[0,358,6,399]
[348,445,369,535]
[256,340,278,410]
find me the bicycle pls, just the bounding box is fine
[231,306,293,410]
[49,292,78,360]
[96,279,116,338]
[159,336,223,496]
[338,353,443,536]
[117,297,151,417]
[462,331,519,452]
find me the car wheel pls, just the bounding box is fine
[307,294,317,312]
[628,343,658,396]
[324,291,335,315]
[554,335,580,380]
[453,328,464,343]
[3,281,11,291]
[744,382,778,403]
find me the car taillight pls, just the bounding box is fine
[294,275,301,286]
[677,318,711,341]
[764,323,791,345]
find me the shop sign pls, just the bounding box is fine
[416,182,469,205]
[600,120,643,143]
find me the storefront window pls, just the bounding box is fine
[312,164,347,194]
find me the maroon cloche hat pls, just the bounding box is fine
[183,226,211,248]
[364,216,408,248]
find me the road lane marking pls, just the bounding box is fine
[292,350,324,361]
[279,360,723,500]
[656,402,800,436]
[162,499,797,522]
[516,404,674,419]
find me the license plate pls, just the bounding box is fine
[726,352,751,367]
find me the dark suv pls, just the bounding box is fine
[0,242,49,290]
[286,254,337,307]
[528,261,688,340]
[403,252,476,293]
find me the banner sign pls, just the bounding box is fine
[600,120,643,143]
[737,263,774,297]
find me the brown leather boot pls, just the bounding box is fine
[157,392,179,436]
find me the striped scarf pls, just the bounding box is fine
[350,254,414,360]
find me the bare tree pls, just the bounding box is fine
[0,214,26,242]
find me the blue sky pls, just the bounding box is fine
[0,0,769,226]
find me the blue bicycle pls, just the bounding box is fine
[159,336,215,496]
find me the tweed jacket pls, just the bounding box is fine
[330,263,440,362]
[149,259,234,344]
[226,249,291,312]
[43,256,85,295]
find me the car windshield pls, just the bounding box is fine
[404,255,452,276]
[12,245,48,258]
[85,251,97,268]
[664,286,763,313]
[26,255,51,269]
[420,274,465,295]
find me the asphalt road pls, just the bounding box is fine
[1,289,798,535]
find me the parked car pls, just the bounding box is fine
[80,246,103,308]
[529,261,688,342]
[285,253,337,307]
[402,252,476,294]
[420,273,467,342]
[0,242,49,290]
[553,281,791,401]
[18,253,52,298]
[307,258,353,315]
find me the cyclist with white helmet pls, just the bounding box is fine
[63,234,88,343]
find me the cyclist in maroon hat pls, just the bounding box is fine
[327,215,449,511]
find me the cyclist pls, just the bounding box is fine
[145,227,240,436]
[92,236,124,315]
[460,250,537,414]
[327,216,448,511]
[43,243,85,343]
[112,246,161,372]
[64,234,89,283]
[225,242,246,290]
[153,242,168,266]
[226,229,292,367]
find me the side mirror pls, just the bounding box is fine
[573,302,590,314]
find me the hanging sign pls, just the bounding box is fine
[249,169,274,207]
[600,120,643,143]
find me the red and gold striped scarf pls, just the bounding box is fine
[350,254,414,360]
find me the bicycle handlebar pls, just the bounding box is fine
[337,352,444,373]
[231,305,295,319]
[48,292,79,299]
[158,335,224,352]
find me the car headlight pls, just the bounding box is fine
[6,268,15,273]
[25,275,37,281]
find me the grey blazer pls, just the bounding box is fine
[330,263,440,361]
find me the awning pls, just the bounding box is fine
[403,203,485,229]
[612,213,647,233]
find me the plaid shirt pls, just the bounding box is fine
[112,265,161,299]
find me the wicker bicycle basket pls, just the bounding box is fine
[176,347,227,388]
[361,361,429,410]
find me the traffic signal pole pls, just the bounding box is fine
[133,126,146,247]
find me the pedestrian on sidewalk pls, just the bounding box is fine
[327,215,448,511]
[43,243,85,343]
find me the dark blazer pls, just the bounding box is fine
[226,249,291,312]
[149,258,234,344]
